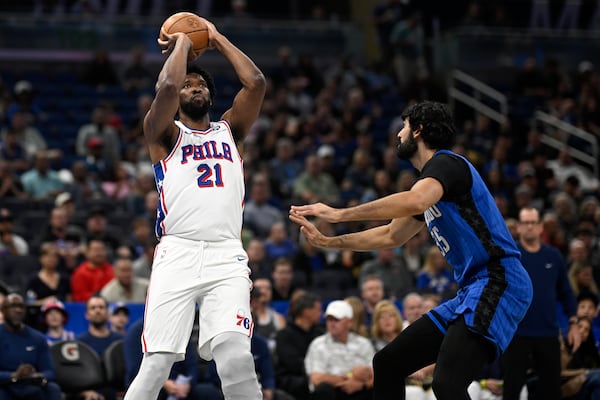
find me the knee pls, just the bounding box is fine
[373,346,393,373]
[217,350,255,382]
[142,352,177,378]
[373,346,404,376]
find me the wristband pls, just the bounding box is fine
[480,379,486,390]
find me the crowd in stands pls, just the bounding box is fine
[0,0,600,399]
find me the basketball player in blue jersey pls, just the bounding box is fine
[289,101,533,400]
[124,19,265,400]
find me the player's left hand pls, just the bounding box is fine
[290,202,340,223]
[288,214,329,248]
[201,18,220,50]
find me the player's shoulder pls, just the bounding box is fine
[432,151,469,167]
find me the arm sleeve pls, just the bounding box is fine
[419,154,472,201]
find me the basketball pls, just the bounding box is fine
[160,12,209,56]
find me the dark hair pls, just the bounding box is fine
[186,62,216,104]
[577,290,599,307]
[400,101,456,150]
[289,292,321,320]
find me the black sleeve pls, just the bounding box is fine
[419,153,472,201]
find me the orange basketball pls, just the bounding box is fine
[160,12,209,56]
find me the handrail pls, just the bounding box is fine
[447,69,598,177]
[533,111,599,176]
[448,69,508,124]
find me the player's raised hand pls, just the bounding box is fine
[290,202,340,223]
[289,214,329,248]
[201,18,220,49]
[157,31,195,59]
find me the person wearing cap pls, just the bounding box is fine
[54,192,75,218]
[304,300,375,400]
[41,298,74,345]
[6,80,45,126]
[109,302,130,335]
[0,208,28,256]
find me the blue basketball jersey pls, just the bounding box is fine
[421,150,521,286]
[421,150,532,352]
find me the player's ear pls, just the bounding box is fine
[413,124,423,137]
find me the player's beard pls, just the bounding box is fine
[397,130,418,160]
[180,97,210,121]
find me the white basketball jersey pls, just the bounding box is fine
[153,120,244,241]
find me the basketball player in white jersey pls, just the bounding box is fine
[124,19,266,400]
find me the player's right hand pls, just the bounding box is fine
[157,31,197,60]
[289,214,329,248]
[290,202,339,223]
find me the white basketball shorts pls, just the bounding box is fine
[141,235,253,361]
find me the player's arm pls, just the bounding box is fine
[143,32,193,163]
[291,177,444,223]
[204,20,266,142]
[289,214,425,251]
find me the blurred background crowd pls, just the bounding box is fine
[0,0,599,399]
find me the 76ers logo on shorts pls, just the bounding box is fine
[236,309,252,331]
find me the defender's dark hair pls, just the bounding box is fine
[400,101,456,150]
[186,62,216,104]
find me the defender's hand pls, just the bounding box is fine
[289,214,329,248]
[290,202,340,223]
